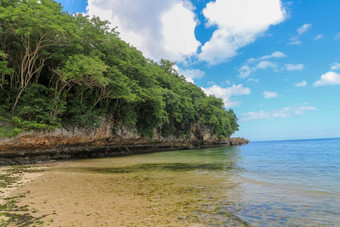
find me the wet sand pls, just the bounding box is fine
[0,154,248,226]
[0,165,47,225]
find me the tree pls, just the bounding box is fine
[0,51,13,89]
[0,0,240,140]
[0,0,74,110]
[55,54,109,108]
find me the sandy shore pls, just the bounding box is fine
[0,157,248,226]
[0,165,48,225]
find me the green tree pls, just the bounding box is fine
[0,51,13,89]
[0,0,74,110]
[0,0,240,140]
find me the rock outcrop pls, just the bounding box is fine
[0,118,249,165]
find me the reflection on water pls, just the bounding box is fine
[50,138,340,226]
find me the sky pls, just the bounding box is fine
[56,0,340,141]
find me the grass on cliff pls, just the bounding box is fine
[0,114,58,139]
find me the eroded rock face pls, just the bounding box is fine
[229,137,250,146]
[0,117,248,165]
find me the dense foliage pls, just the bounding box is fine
[0,0,238,139]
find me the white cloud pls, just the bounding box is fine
[257,61,278,70]
[225,80,232,85]
[248,51,286,63]
[287,37,302,46]
[269,51,287,59]
[314,34,323,40]
[294,81,307,87]
[239,61,278,78]
[239,53,304,78]
[202,84,251,108]
[177,68,205,83]
[199,0,286,65]
[239,51,285,77]
[285,64,304,71]
[239,65,252,78]
[161,2,201,61]
[314,71,340,86]
[263,91,278,99]
[247,78,260,83]
[330,62,340,70]
[287,24,311,46]
[240,105,316,121]
[297,24,312,35]
[86,0,200,62]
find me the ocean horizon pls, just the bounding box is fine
[252,137,340,143]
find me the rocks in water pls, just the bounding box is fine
[229,137,250,146]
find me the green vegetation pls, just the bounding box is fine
[0,0,238,139]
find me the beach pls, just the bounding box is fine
[0,155,247,226]
[1,139,339,226]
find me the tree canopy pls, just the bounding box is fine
[0,0,239,139]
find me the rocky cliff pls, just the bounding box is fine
[0,118,249,165]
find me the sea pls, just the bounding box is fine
[219,138,340,226]
[141,138,340,226]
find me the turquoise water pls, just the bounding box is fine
[223,138,340,226]
[62,138,340,225]
[138,138,340,225]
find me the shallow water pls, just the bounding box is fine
[84,138,340,226]
[17,138,340,226]
[231,138,340,226]
[131,138,340,226]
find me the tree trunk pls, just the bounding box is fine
[12,88,24,111]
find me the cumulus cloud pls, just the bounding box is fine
[314,34,323,40]
[263,91,278,99]
[297,24,312,35]
[285,64,304,71]
[330,62,340,70]
[199,0,286,65]
[240,105,316,121]
[294,81,307,87]
[314,71,340,86]
[238,51,285,77]
[257,61,278,70]
[177,68,205,83]
[86,0,200,62]
[202,84,251,108]
[239,65,253,78]
[161,2,201,60]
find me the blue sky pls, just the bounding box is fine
[56,0,340,141]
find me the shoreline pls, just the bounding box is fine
[0,151,250,226]
[0,138,249,166]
